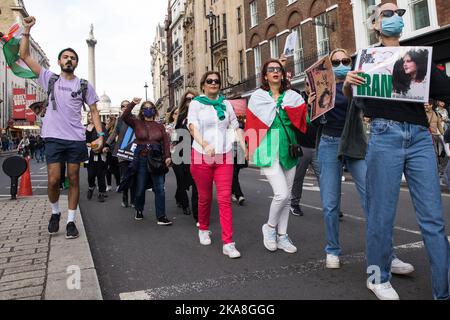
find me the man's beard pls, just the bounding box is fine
[61,64,75,73]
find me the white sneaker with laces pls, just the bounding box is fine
[231,195,238,202]
[199,230,212,246]
[326,254,341,269]
[262,224,277,252]
[238,197,245,206]
[367,281,400,300]
[223,243,241,259]
[390,258,415,275]
[277,235,297,253]
[106,185,112,192]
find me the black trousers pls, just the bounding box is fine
[119,160,136,205]
[106,153,120,187]
[88,158,107,193]
[232,165,244,198]
[173,163,198,221]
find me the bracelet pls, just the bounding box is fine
[22,33,30,37]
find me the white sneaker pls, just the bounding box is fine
[223,243,241,259]
[199,230,212,246]
[326,254,341,269]
[367,281,400,300]
[341,176,346,182]
[277,235,297,254]
[238,197,246,206]
[262,224,278,252]
[231,195,238,202]
[106,185,112,192]
[390,258,415,275]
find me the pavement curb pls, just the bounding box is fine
[0,196,103,300]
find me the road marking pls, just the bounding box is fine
[300,203,422,236]
[40,166,47,171]
[119,238,445,301]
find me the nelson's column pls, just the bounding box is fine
[86,24,97,90]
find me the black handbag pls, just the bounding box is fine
[146,144,169,175]
[276,109,303,159]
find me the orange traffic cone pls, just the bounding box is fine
[18,156,33,197]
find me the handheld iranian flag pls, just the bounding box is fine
[1,22,37,79]
[245,89,308,159]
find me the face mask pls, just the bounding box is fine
[143,108,156,118]
[333,64,351,79]
[381,15,404,37]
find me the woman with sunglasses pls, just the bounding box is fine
[311,49,378,271]
[345,2,450,300]
[172,90,199,222]
[122,99,173,226]
[188,72,246,259]
[246,59,308,255]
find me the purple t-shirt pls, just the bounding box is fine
[38,69,99,141]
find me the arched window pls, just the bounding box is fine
[218,58,229,87]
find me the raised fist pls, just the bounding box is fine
[23,16,36,29]
[132,97,142,105]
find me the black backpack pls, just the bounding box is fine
[45,74,89,111]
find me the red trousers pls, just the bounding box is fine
[190,150,234,244]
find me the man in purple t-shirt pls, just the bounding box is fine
[20,16,104,240]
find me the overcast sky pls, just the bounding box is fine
[25,0,168,105]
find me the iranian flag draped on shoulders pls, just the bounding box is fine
[1,21,37,79]
[245,88,308,159]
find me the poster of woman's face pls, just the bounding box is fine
[354,46,433,103]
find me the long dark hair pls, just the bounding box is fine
[393,49,429,95]
[260,59,291,94]
[177,89,199,128]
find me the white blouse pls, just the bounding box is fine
[187,97,239,155]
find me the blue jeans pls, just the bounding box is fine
[135,156,166,219]
[318,135,367,257]
[366,119,450,300]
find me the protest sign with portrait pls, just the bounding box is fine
[306,56,336,121]
[353,46,433,103]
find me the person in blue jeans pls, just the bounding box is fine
[122,98,172,225]
[344,2,450,300]
[314,49,413,274]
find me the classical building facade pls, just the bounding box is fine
[0,0,49,133]
[167,0,187,111]
[151,23,170,115]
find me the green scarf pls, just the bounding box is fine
[194,95,227,121]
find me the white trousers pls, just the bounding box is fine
[262,157,296,235]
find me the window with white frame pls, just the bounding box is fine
[270,38,279,59]
[266,0,275,17]
[315,13,330,58]
[397,0,438,37]
[250,1,258,28]
[292,26,304,75]
[410,0,430,30]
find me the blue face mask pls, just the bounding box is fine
[143,108,156,118]
[333,64,351,79]
[381,15,404,37]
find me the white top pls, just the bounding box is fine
[187,97,239,155]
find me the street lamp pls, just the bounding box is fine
[206,10,215,71]
[144,82,149,101]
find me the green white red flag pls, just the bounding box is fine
[1,22,37,79]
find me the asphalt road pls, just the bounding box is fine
[76,165,450,301]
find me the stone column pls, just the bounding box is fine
[86,24,97,90]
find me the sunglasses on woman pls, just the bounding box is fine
[380,9,406,18]
[206,79,221,85]
[267,67,283,74]
[331,58,352,68]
